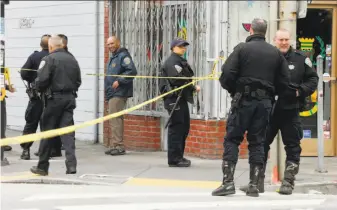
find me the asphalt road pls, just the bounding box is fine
[1,183,337,210]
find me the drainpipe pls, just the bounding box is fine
[93,1,100,143]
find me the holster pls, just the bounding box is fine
[26,83,40,100]
[230,92,242,112]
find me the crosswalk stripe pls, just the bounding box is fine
[55,199,326,210]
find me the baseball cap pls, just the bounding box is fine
[170,38,189,50]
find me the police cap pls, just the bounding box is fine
[170,38,189,50]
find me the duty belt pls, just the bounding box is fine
[242,86,271,100]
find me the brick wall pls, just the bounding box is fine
[102,0,248,158]
[184,120,248,159]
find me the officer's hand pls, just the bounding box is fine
[8,84,16,93]
[296,90,299,97]
[195,85,201,92]
[112,81,119,89]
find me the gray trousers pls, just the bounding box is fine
[108,97,127,148]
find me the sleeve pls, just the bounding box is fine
[117,55,138,85]
[219,43,243,94]
[75,61,82,90]
[275,53,291,95]
[164,62,187,87]
[20,55,36,83]
[298,57,319,97]
[35,56,54,92]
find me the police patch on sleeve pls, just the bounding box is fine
[123,57,131,65]
[174,65,182,73]
[305,58,312,67]
[38,60,46,70]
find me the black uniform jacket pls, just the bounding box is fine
[159,52,195,105]
[219,34,290,97]
[21,49,49,83]
[35,48,82,93]
[277,47,319,110]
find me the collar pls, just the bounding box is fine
[245,34,266,42]
[283,46,294,59]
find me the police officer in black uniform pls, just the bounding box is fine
[212,19,291,197]
[33,34,71,157]
[240,29,319,195]
[159,38,200,167]
[20,34,62,160]
[30,35,81,175]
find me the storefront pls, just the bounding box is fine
[297,1,337,156]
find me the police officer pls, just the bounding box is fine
[104,36,137,156]
[30,35,81,175]
[240,29,318,195]
[212,18,291,197]
[159,38,200,167]
[20,34,62,160]
[34,34,71,157]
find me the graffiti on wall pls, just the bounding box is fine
[19,18,35,29]
[242,23,251,32]
[178,19,188,59]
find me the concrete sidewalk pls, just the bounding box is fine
[1,130,337,194]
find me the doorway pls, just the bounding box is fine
[296,4,337,156]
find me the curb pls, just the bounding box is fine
[264,181,337,195]
[1,177,119,186]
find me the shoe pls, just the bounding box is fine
[239,163,266,193]
[212,161,236,196]
[30,166,48,176]
[246,164,263,197]
[278,161,299,195]
[109,148,126,156]
[20,149,30,160]
[169,158,191,167]
[3,145,12,151]
[66,166,77,174]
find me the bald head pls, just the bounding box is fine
[48,35,63,53]
[107,36,120,53]
[274,29,291,54]
[40,35,50,50]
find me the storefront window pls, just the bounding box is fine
[296,8,333,139]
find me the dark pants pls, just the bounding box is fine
[20,98,62,152]
[264,108,303,164]
[37,94,76,171]
[223,98,272,166]
[166,98,190,164]
[1,99,6,138]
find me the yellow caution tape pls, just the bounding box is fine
[0,56,225,146]
[0,80,201,146]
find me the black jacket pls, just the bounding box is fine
[159,52,195,104]
[219,34,290,97]
[35,48,82,93]
[277,47,319,110]
[20,49,49,83]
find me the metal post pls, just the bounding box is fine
[1,0,9,166]
[316,55,327,173]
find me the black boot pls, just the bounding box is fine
[239,163,266,193]
[212,161,236,196]
[279,161,299,195]
[20,149,30,160]
[246,164,263,197]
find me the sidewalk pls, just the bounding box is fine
[1,130,337,194]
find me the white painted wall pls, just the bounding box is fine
[4,1,105,142]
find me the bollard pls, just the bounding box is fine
[315,55,327,173]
